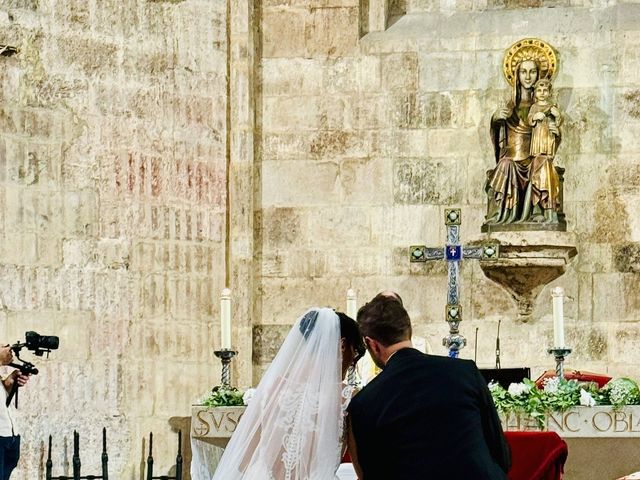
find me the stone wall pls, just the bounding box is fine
[3,0,640,477]
[0,1,228,477]
[256,0,640,384]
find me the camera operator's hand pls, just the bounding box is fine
[0,345,13,365]
[2,370,29,393]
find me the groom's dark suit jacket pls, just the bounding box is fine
[348,348,511,480]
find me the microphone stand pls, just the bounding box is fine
[474,328,479,364]
[495,320,501,370]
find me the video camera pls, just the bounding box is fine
[6,331,59,407]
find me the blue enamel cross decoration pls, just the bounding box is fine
[409,209,499,358]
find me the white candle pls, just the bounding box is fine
[346,288,357,319]
[220,288,232,350]
[551,287,565,348]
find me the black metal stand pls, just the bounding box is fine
[46,428,109,480]
[146,430,183,480]
[214,349,237,387]
[548,347,572,379]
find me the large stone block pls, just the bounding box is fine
[339,157,393,205]
[389,92,454,129]
[262,160,339,206]
[258,277,355,324]
[428,128,479,157]
[576,243,613,273]
[262,132,311,160]
[262,58,324,95]
[307,206,372,246]
[304,7,358,58]
[353,95,389,130]
[260,207,303,248]
[262,7,307,58]
[56,36,119,77]
[614,242,640,273]
[593,273,640,322]
[252,324,293,364]
[309,130,355,158]
[613,192,640,242]
[562,88,613,155]
[369,204,441,246]
[263,96,321,131]
[562,154,612,203]
[393,157,466,204]
[323,57,360,94]
[381,52,419,91]
[382,129,429,158]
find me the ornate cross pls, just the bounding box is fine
[409,209,499,358]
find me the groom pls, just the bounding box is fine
[347,294,511,480]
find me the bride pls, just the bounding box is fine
[200,307,365,480]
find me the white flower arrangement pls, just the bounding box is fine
[579,388,596,407]
[242,388,256,406]
[507,382,531,397]
[543,376,560,394]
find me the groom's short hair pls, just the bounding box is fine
[357,296,412,346]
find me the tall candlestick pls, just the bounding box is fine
[220,288,232,350]
[346,288,357,319]
[551,286,565,348]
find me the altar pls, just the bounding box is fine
[190,405,640,480]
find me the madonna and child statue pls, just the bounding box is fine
[482,38,567,232]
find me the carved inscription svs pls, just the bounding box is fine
[192,407,246,438]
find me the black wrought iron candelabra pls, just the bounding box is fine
[548,347,572,379]
[214,349,238,387]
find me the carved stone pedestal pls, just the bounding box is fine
[476,231,577,320]
[190,406,246,480]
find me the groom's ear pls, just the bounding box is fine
[364,336,378,355]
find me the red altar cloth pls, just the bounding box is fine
[535,369,612,389]
[341,431,568,478]
[506,431,568,480]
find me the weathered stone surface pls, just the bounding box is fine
[304,7,359,58]
[1,1,229,478]
[4,1,640,478]
[252,324,291,364]
[262,7,307,58]
[613,242,640,273]
[259,207,302,248]
[393,158,466,204]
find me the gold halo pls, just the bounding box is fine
[503,38,558,86]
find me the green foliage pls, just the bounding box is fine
[201,386,245,407]
[489,377,640,429]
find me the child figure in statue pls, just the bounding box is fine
[525,78,562,223]
[528,79,562,157]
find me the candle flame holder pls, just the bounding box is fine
[547,347,571,380]
[214,349,237,388]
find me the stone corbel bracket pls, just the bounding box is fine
[475,231,578,321]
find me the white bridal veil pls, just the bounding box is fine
[205,307,350,480]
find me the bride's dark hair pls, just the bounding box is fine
[299,310,319,339]
[336,311,366,362]
[298,309,365,361]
